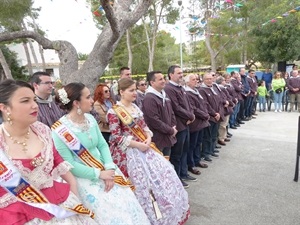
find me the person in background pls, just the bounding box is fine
[29,71,65,127]
[184,74,210,175]
[52,82,150,225]
[136,79,147,109]
[287,70,300,112]
[164,65,197,188]
[142,71,177,158]
[111,67,132,101]
[93,83,114,144]
[257,80,268,112]
[107,78,190,225]
[272,71,286,112]
[262,68,273,91]
[246,69,258,120]
[0,79,95,225]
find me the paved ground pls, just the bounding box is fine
[185,110,300,225]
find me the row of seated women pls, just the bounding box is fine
[0,79,189,225]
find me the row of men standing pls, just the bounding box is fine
[138,66,259,188]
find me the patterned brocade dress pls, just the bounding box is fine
[107,102,190,225]
[52,114,150,225]
[0,121,96,225]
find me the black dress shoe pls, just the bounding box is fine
[238,121,245,124]
[224,138,230,142]
[203,157,212,162]
[230,125,237,129]
[227,134,232,138]
[211,153,219,158]
[215,145,222,149]
[235,123,241,127]
[214,149,219,153]
[218,140,226,146]
[188,167,201,175]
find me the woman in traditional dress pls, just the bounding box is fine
[51,82,150,225]
[93,83,114,144]
[107,78,190,225]
[0,79,95,225]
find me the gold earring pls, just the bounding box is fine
[7,112,12,126]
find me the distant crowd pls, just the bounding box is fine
[1,64,300,225]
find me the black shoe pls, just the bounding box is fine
[214,149,220,153]
[215,145,222,149]
[227,132,233,137]
[211,153,219,158]
[238,121,245,124]
[203,157,212,162]
[227,134,232,138]
[181,174,197,182]
[235,123,241,127]
[181,179,189,188]
[230,125,237,129]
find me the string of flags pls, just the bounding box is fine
[262,6,300,26]
[93,1,114,17]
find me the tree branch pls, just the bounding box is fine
[0,30,54,49]
[100,0,119,36]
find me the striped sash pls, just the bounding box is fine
[0,150,94,219]
[52,120,132,188]
[112,105,163,156]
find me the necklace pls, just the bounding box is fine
[67,115,90,132]
[2,126,30,152]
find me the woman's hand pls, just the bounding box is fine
[138,142,150,152]
[99,170,115,192]
[143,135,151,146]
[104,179,114,192]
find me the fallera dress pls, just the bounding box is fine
[0,121,95,225]
[52,113,150,225]
[107,102,190,225]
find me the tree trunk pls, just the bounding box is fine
[0,48,13,79]
[31,15,46,71]
[126,29,132,69]
[143,21,153,72]
[0,0,155,91]
[22,41,33,75]
[205,33,216,72]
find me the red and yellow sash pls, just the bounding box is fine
[0,151,94,219]
[52,120,132,189]
[113,105,163,156]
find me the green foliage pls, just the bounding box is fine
[0,45,28,80]
[78,52,89,60]
[0,0,33,30]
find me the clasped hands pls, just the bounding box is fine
[100,170,115,192]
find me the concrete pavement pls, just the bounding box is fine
[185,111,300,225]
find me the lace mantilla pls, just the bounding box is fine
[0,121,71,208]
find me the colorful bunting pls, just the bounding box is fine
[262,6,300,26]
[93,10,101,17]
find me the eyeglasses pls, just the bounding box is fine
[39,81,54,85]
[104,90,110,93]
[139,83,146,86]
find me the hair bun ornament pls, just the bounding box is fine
[57,88,70,105]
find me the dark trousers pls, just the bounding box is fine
[245,96,254,117]
[101,132,111,145]
[159,147,171,157]
[238,99,245,121]
[170,128,189,178]
[187,130,199,168]
[195,129,204,163]
[202,121,218,157]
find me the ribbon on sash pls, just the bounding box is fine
[0,151,94,219]
[112,105,163,156]
[52,121,132,189]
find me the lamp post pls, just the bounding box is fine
[178,1,183,69]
